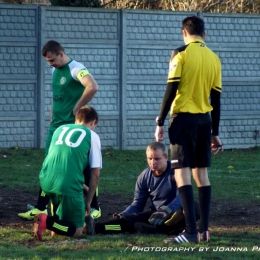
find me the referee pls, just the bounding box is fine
[155,16,223,244]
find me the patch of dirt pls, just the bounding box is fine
[210,200,260,231]
[0,188,132,231]
[0,187,259,234]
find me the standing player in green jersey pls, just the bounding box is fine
[32,106,102,241]
[155,16,223,244]
[18,40,101,220]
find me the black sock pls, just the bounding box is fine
[95,217,134,234]
[35,187,50,211]
[178,185,197,235]
[194,200,200,221]
[198,185,211,233]
[46,216,76,237]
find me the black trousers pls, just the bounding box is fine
[95,201,200,235]
[94,210,185,235]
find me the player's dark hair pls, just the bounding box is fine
[147,142,168,157]
[76,106,99,124]
[182,16,205,37]
[42,40,65,57]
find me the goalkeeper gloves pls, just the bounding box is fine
[148,206,172,226]
[164,208,185,226]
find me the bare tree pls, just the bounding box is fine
[101,0,260,13]
[2,0,260,12]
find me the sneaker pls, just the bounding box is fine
[164,232,200,244]
[201,231,210,242]
[134,222,157,234]
[32,213,47,241]
[90,207,101,219]
[85,215,95,235]
[18,208,48,220]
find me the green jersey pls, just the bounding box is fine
[51,60,90,127]
[40,124,102,196]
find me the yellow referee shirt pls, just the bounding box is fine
[167,38,222,115]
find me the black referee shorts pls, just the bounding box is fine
[168,112,211,169]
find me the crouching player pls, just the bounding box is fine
[32,106,102,241]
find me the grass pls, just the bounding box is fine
[0,148,44,192]
[0,146,260,259]
[209,147,260,203]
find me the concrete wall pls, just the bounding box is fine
[0,5,259,150]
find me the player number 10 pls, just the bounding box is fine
[55,126,86,148]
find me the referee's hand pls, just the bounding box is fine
[155,126,164,142]
[211,135,223,155]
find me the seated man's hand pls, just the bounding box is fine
[148,206,172,225]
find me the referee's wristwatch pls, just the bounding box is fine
[155,116,164,126]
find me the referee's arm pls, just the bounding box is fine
[210,88,221,136]
[157,82,179,125]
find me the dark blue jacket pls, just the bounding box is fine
[121,161,181,214]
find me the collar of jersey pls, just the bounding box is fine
[186,38,205,45]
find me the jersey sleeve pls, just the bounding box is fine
[70,60,91,82]
[120,170,149,214]
[167,50,182,84]
[166,193,182,213]
[88,131,102,169]
[212,56,222,93]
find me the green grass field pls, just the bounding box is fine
[0,146,260,259]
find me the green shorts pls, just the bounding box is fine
[49,194,85,228]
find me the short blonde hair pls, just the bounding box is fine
[146,142,168,157]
